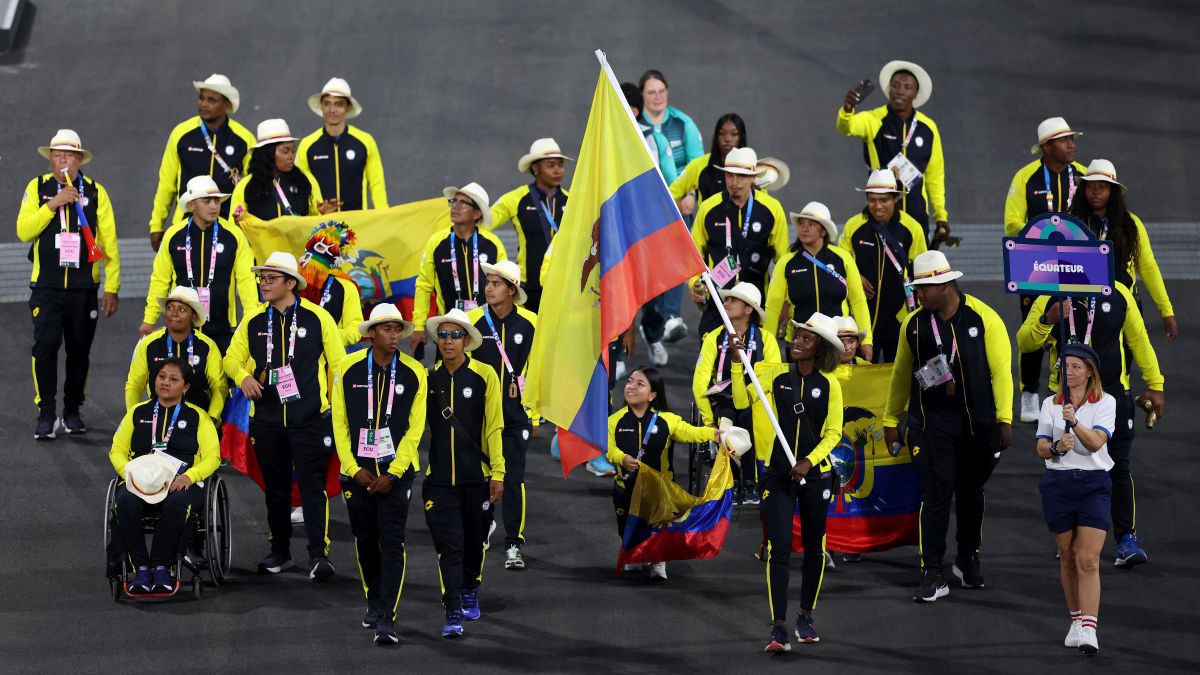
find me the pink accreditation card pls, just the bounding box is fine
[56,232,81,268]
[710,257,739,288]
[197,287,212,316]
[271,365,301,403]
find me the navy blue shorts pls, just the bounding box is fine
[1039,469,1111,534]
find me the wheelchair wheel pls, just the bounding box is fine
[103,478,118,551]
[205,475,232,586]
[192,577,203,600]
[109,577,121,603]
[687,404,701,494]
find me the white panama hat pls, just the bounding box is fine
[193,73,241,114]
[308,77,363,119]
[517,138,573,174]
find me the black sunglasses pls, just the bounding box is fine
[436,329,468,340]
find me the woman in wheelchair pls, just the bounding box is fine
[109,357,220,594]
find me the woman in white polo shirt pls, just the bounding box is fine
[1035,343,1115,657]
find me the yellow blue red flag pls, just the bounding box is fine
[525,51,705,477]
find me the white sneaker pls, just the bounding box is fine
[290,507,304,524]
[504,545,525,570]
[614,358,628,381]
[1020,392,1039,423]
[649,562,668,581]
[1064,621,1082,648]
[1077,626,1098,655]
[824,551,836,570]
[483,519,497,550]
[648,341,668,366]
[663,316,688,343]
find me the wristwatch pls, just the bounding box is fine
[1038,314,1051,326]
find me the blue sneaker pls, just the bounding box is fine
[550,432,560,460]
[586,455,616,477]
[362,608,380,629]
[764,624,791,653]
[62,408,87,434]
[131,566,152,593]
[794,613,820,643]
[1114,533,1148,568]
[442,610,465,639]
[151,565,174,593]
[34,413,59,441]
[462,588,481,620]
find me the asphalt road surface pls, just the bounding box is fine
[1,1,1198,672]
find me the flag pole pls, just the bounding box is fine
[701,271,801,473]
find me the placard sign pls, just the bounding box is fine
[1003,213,1114,298]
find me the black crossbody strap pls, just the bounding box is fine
[432,369,490,467]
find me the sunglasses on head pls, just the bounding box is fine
[437,329,468,340]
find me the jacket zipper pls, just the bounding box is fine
[449,371,456,486]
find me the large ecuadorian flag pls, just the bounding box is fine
[525,51,705,477]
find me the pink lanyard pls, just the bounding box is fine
[716,326,756,380]
[879,235,916,310]
[1066,296,1096,346]
[366,354,397,428]
[184,219,220,288]
[272,179,295,216]
[930,316,957,364]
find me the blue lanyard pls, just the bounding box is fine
[447,229,480,300]
[635,411,660,460]
[535,187,559,234]
[166,332,195,363]
[717,325,756,379]
[741,191,755,239]
[802,250,848,287]
[152,401,184,446]
[366,352,398,427]
[1042,163,1076,212]
[184,217,220,288]
[265,297,300,368]
[55,173,88,231]
[319,276,336,308]
[482,306,520,379]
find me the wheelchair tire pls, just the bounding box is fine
[103,478,118,551]
[109,577,121,603]
[205,475,232,586]
[192,577,203,600]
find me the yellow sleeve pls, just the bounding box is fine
[124,339,150,410]
[923,115,948,223]
[337,277,364,347]
[1119,285,1164,390]
[203,336,227,420]
[1130,213,1172,317]
[391,355,428,475]
[96,184,121,293]
[142,226,180,324]
[488,186,522,231]
[768,196,790,262]
[412,232,441,330]
[540,242,552,287]
[482,365,506,480]
[669,155,706,200]
[839,216,858,254]
[294,132,315,175]
[363,131,388,209]
[979,302,1014,424]
[331,354,358,477]
[229,176,249,221]
[320,308,349,378]
[1015,295,1052,354]
[184,409,221,482]
[148,124,185,234]
[1003,166,1029,237]
[488,229,509,262]
[303,168,323,215]
[688,198,713,287]
[667,412,717,445]
[109,407,137,478]
[730,360,762,410]
[882,312,916,426]
[16,177,54,242]
[606,412,624,466]
[692,330,719,426]
[233,121,257,173]
[835,106,881,141]
[903,213,927,260]
[807,376,843,466]
[223,311,257,384]
[518,309,541,423]
[763,330,782,363]
[764,252,791,340]
[834,247,874,346]
[230,225,260,316]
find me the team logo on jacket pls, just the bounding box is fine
[297,327,308,338]
[751,221,762,233]
[80,196,90,207]
[225,145,235,156]
[395,384,405,395]
[345,149,356,160]
[750,252,761,263]
[513,333,524,344]
[822,488,832,500]
[523,429,530,440]
[811,387,822,398]
[462,387,474,399]
[178,420,188,429]
[480,254,489,264]
[968,327,979,338]
[1101,302,1111,313]
[216,243,226,253]
[481,500,490,511]
[915,136,925,148]
[323,436,332,447]
[189,355,201,366]
[425,500,434,511]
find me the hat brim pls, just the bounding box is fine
[443,186,492,228]
[880,60,932,109]
[182,191,231,211]
[718,165,766,176]
[1080,174,1125,191]
[908,270,964,286]
[193,82,240,114]
[790,211,838,242]
[1031,131,1083,155]
[250,264,308,290]
[157,295,207,327]
[253,135,299,149]
[479,262,528,306]
[518,152,574,174]
[307,91,363,119]
[38,146,93,165]
[856,185,907,195]
[359,316,415,338]
[426,315,484,351]
[717,289,766,324]
[755,158,790,192]
[790,321,844,350]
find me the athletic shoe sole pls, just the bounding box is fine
[913,585,950,602]
[34,419,60,440]
[310,561,335,581]
[794,631,820,643]
[1079,643,1098,655]
[258,559,296,574]
[61,422,87,434]
[374,632,399,646]
[764,640,791,653]
[442,628,464,639]
[505,561,525,570]
[952,563,985,588]
[1114,552,1148,567]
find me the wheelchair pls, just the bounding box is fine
[686,403,717,496]
[104,473,232,602]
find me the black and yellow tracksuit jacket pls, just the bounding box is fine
[110,399,220,484]
[839,209,927,340]
[148,116,256,234]
[223,298,347,426]
[412,226,508,331]
[309,275,365,347]
[17,172,121,293]
[124,328,226,420]
[142,218,258,335]
[425,357,505,486]
[692,324,782,426]
[670,153,727,203]
[690,189,790,294]
[765,243,873,345]
[606,406,714,484]
[1003,158,1087,236]
[1015,283,1164,394]
[466,305,539,429]
[229,169,323,221]
[1078,210,1173,318]
[332,348,427,480]
[732,360,843,477]
[488,184,565,297]
[836,106,947,226]
[296,125,388,211]
[883,292,1013,431]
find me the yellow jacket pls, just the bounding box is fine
[836,106,947,223]
[110,401,220,484]
[691,324,781,426]
[765,245,873,345]
[142,218,258,330]
[124,327,227,420]
[731,360,842,471]
[148,116,256,234]
[296,125,388,211]
[331,348,427,478]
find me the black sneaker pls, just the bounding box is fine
[62,408,88,434]
[151,565,175,593]
[913,569,950,602]
[952,554,985,588]
[34,413,59,441]
[309,556,335,582]
[764,624,791,653]
[130,566,153,594]
[794,613,820,643]
[362,608,380,629]
[374,617,399,646]
[257,551,295,574]
[743,481,761,505]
